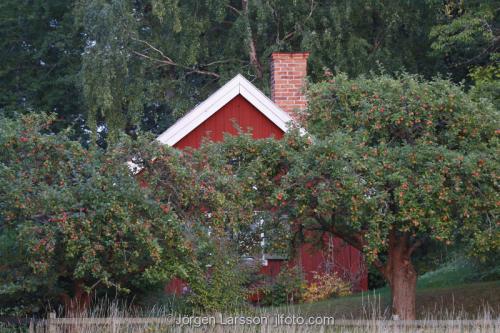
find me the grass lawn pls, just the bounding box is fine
[275,280,499,319]
[269,258,500,319]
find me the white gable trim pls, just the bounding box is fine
[156,74,293,146]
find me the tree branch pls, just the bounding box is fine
[277,0,316,45]
[132,39,221,78]
[313,214,388,276]
[132,38,174,64]
[407,238,423,256]
[226,4,241,15]
[242,0,263,79]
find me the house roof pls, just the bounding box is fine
[156,74,293,146]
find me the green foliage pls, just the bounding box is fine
[196,133,297,256]
[304,1,441,79]
[261,266,306,306]
[0,114,190,314]
[0,322,26,333]
[0,112,268,314]
[430,0,498,80]
[4,0,494,143]
[0,113,270,315]
[203,71,500,265]
[76,0,145,141]
[0,0,84,135]
[367,263,386,290]
[209,72,498,317]
[469,54,500,109]
[186,249,250,313]
[138,140,261,312]
[296,73,498,260]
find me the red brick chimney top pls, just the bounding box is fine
[270,52,310,117]
[271,52,310,59]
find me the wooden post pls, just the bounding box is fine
[47,312,56,333]
[110,318,117,333]
[214,313,223,333]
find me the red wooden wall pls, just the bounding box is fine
[166,94,368,294]
[174,95,283,149]
[297,235,368,291]
[256,235,368,292]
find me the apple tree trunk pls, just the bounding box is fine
[384,234,418,320]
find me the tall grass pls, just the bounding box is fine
[18,298,498,333]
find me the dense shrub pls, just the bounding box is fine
[260,266,306,306]
[303,272,352,303]
[186,251,251,313]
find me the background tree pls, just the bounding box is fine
[429,0,499,82]
[0,0,84,135]
[303,0,442,79]
[7,0,493,143]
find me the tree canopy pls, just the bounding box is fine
[209,73,499,319]
[2,0,497,142]
[0,114,254,314]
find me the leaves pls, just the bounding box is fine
[209,73,498,267]
[295,73,499,261]
[4,0,490,144]
[0,114,191,312]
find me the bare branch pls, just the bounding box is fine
[132,51,174,66]
[226,4,241,15]
[132,38,174,63]
[202,59,245,67]
[185,69,220,78]
[242,0,263,79]
[132,41,221,78]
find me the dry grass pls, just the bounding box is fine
[29,314,499,333]
[2,281,498,332]
[24,295,499,333]
[282,281,500,319]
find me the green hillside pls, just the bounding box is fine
[278,281,499,319]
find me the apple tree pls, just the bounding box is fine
[0,113,231,314]
[211,73,498,319]
[288,73,498,319]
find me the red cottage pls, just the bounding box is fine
[157,53,368,293]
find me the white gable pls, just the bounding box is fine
[156,74,293,146]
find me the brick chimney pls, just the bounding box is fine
[270,52,310,116]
